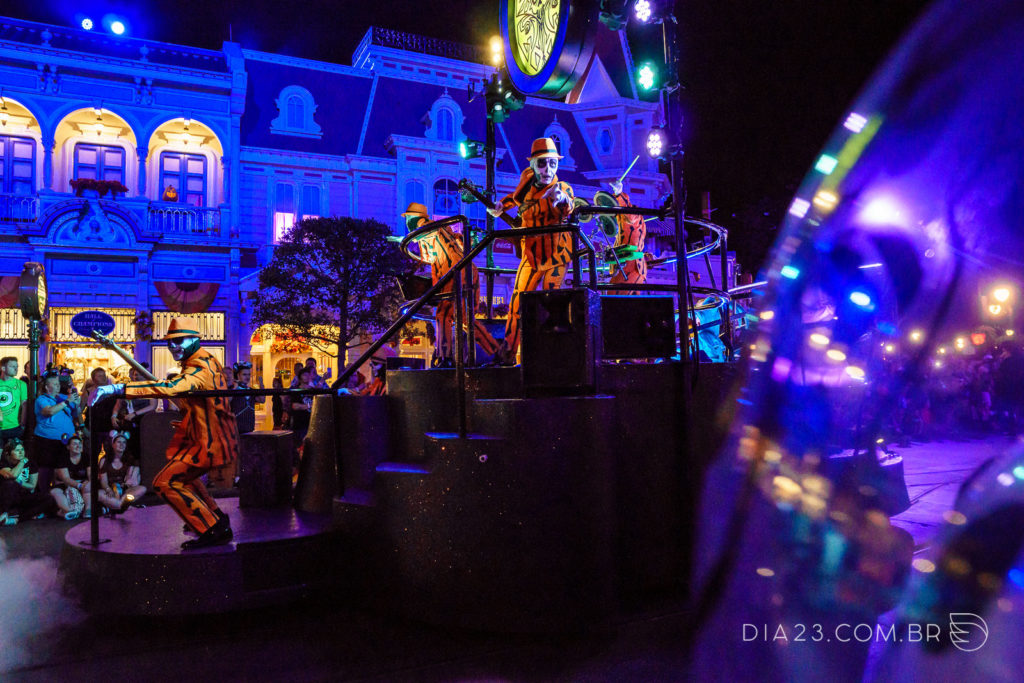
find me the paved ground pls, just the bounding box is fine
[1,435,1017,681]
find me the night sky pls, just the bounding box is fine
[6,0,933,270]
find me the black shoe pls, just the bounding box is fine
[181,518,233,550]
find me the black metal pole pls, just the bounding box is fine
[25,320,39,447]
[485,107,497,320]
[453,261,467,438]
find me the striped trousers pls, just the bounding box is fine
[504,259,567,360]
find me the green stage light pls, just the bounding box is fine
[459,140,482,159]
[637,62,659,92]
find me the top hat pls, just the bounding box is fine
[527,137,563,161]
[401,202,429,217]
[165,317,200,340]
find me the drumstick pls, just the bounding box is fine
[617,156,640,185]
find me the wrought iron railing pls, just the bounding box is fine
[148,204,220,235]
[0,192,40,223]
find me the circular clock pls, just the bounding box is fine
[500,0,595,98]
[18,261,48,320]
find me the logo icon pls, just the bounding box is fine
[949,612,989,652]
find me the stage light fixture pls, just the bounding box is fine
[111,21,125,35]
[634,0,671,24]
[81,18,94,30]
[644,125,679,161]
[459,139,482,160]
[637,61,659,91]
[992,286,1011,303]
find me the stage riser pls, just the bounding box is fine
[371,423,616,632]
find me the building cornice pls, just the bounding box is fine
[241,49,371,79]
[0,42,234,89]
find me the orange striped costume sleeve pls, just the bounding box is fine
[123,348,239,469]
[500,169,575,269]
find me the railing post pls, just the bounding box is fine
[453,257,467,438]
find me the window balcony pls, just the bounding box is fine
[147,202,222,236]
[0,192,40,224]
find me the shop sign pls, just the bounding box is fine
[69,310,117,338]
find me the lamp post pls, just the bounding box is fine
[18,262,48,446]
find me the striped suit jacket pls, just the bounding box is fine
[499,168,575,269]
[123,348,239,469]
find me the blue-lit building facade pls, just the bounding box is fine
[0,17,730,385]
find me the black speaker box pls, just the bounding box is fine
[521,288,601,393]
[600,296,676,359]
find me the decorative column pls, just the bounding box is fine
[42,133,55,191]
[220,154,231,206]
[136,146,148,197]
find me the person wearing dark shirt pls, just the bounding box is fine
[229,362,265,435]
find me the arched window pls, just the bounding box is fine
[436,109,455,142]
[543,117,575,170]
[433,179,460,217]
[287,96,304,130]
[271,86,322,139]
[425,92,465,145]
[405,180,425,206]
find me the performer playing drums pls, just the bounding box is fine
[487,137,575,364]
[402,202,500,365]
[604,180,647,295]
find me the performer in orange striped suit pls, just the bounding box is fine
[403,202,500,365]
[91,318,238,549]
[607,180,647,295]
[488,137,575,364]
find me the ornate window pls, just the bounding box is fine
[73,143,125,183]
[270,86,322,139]
[543,116,575,170]
[425,92,464,144]
[597,128,613,155]
[274,183,295,243]
[301,185,321,219]
[159,151,207,207]
[0,135,35,195]
[433,179,460,216]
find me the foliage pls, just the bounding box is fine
[251,216,410,360]
[69,178,129,197]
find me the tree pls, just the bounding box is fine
[251,216,410,362]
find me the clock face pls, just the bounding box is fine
[512,0,561,76]
[38,278,47,314]
[501,0,594,99]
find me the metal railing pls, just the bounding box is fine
[148,204,221,235]
[0,192,40,223]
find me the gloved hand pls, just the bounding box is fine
[90,383,125,406]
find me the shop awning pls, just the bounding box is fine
[154,281,220,314]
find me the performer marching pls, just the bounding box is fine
[402,202,500,365]
[91,318,239,549]
[487,137,575,364]
[605,179,648,295]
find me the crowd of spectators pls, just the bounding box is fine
[0,359,149,525]
[0,354,344,524]
[873,341,1024,444]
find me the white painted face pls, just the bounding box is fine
[168,336,200,361]
[531,156,559,186]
